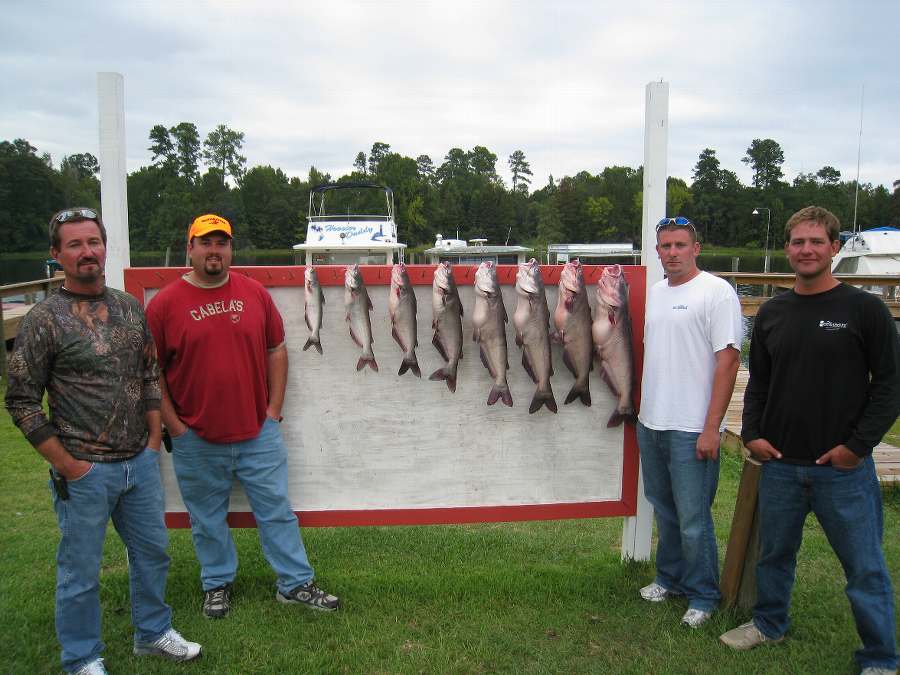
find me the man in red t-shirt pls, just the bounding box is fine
[146,214,340,619]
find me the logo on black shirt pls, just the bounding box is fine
[818,320,847,331]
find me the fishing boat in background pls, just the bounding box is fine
[293,182,406,265]
[831,226,900,297]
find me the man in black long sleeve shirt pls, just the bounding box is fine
[720,206,899,675]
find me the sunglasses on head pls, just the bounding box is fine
[656,217,695,232]
[54,208,99,224]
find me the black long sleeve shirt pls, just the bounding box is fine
[742,283,900,464]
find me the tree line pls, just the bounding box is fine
[2,126,899,254]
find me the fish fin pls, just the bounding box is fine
[606,410,637,428]
[428,367,457,393]
[521,352,537,383]
[562,349,577,378]
[366,294,373,311]
[391,327,404,349]
[598,363,621,398]
[479,346,496,377]
[305,313,312,331]
[357,356,378,372]
[529,388,558,414]
[459,303,464,317]
[303,337,323,355]
[515,333,524,348]
[399,356,421,378]
[432,334,449,361]
[550,330,563,344]
[320,289,325,304]
[349,326,363,348]
[564,384,591,407]
[487,385,513,407]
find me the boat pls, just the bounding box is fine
[292,183,406,265]
[832,226,900,276]
[423,235,533,265]
[831,227,900,308]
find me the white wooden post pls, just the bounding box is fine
[621,80,669,561]
[97,72,130,291]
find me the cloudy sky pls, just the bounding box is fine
[2,0,898,193]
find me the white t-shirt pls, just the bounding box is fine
[638,271,743,433]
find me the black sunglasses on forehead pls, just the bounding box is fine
[656,217,696,232]
[54,208,99,224]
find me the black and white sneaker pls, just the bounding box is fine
[276,581,340,611]
[203,584,232,619]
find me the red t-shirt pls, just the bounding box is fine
[146,272,285,443]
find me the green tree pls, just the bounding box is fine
[742,138,785,191]
[59,153,100,206]
[148,124,176,172]
[416,155,435,183]
[202,124,247,186]
[171,122,201,182]
[508,150,532,194]
[368,142,391,176]
[353,152,367,175]
[0,139,65,251]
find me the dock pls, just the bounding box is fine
[712,272,900,318]
[725,368,900,482]
[1,276,65,380]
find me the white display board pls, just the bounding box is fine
[129,265,644,527]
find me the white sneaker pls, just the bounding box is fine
[859,668,897,675]
[639,582,680,602]
[134,627,202,662]
[72,658,107,675]
[681,608,712,628]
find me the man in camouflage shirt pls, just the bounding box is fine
[5,208,200,675]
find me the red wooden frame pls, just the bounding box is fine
[125,264,646,528]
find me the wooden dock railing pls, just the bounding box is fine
[1,276,65,381]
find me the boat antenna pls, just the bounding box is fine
[851,83,864,236]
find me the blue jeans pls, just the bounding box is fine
[171,418,314,594]
[637,423,721,611]
[754,457,897,670]
[52,448,172,673]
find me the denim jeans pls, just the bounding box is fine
[52,448,172,673]
[171,418,314,594]
[754,456,897,670]
[637,422,721,611]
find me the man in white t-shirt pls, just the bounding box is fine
[637,217,743,628]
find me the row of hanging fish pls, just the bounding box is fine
[303,260,636,426]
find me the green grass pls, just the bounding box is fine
[885,417,900,447]
[1,384,897,673]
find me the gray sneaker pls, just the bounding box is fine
[639,582,681,602]
[859,668,897,675]
[72,658,107,675]
[681,608,712,628]
[277,581,340,611]
[134,627,202,662]
[719,620,784,650]
[203,583,232,619]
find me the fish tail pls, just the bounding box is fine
[303,337,323,354]
[529,388,558,414]
[564,383,591,407]
[429,367,457,392]
[606,410,637,428]
[357,356,379,372]
[398,355,421,378]
[487,385,513,407]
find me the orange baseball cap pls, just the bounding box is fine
[188,214,232,239]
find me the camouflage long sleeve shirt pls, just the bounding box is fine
[5,287,161,462]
